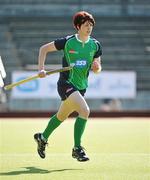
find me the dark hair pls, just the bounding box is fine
[73,11,95,30]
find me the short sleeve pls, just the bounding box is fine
[54,37,67,50]
[94,41,102,58]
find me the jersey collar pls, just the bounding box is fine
[75,34,90,44]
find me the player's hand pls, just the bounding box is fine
[91,60,102,73]
[38,69,47,78]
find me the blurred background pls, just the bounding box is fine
[0,0,150,114]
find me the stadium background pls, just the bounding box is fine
[0,0,150,116]
[0,1,149,180]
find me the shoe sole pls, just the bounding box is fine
[72,154,89,162]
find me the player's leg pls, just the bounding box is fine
[34,80,76,158]
[68,91,90,145]
[34,101,74,159]
[41,90,90,161]
[57,97,75,121]
[42,99,74,140]
[65,91,90,161]
[34,92,76,159]
[34,83,89,160]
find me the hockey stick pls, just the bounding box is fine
[4,66,72,90]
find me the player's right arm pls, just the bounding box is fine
[38,37,67,78]
[38,42,57,77]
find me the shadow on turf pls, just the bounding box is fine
[0,166,83,176]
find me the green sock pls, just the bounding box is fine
[74,116,87,147]
[42,114,62,140]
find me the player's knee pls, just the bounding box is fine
[57,113,67,122]
[78,106,90,119]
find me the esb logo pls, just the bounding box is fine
[75,60,87,68]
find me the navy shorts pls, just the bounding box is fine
[57,81,86,101]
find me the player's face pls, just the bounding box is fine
[79,21,93,36]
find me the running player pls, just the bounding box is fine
[34,11,102,162]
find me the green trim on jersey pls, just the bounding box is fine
[63,35,100,90]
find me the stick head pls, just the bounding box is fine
[4,84,11,90]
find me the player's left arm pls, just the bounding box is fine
[91,56,102,74]
[91,40,102,74]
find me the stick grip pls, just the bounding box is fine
[46,66,72,75]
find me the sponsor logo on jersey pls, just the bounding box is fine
[69,49,79,54]
[75,60,87,68]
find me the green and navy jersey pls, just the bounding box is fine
[54,34,102,90]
